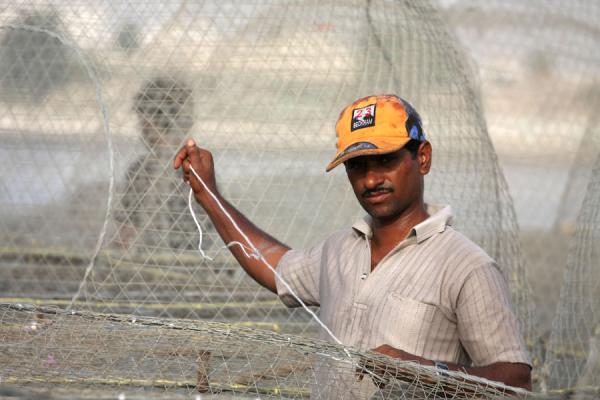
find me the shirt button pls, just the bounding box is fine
[360,273,368,280]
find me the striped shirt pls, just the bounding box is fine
[276,204,529,397]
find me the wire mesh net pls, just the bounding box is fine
[442,0,600,345]
[1,303,530,399]
[544,147,600,390]
[0,0,599,399]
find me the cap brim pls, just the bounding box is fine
[325,138,411,172]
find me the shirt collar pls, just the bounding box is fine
[352,204,453,243]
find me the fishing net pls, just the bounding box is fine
[442,0,600,340]
[544,141,600,390]
[0,0,598,398]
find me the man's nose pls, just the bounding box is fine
[364,167,385,189]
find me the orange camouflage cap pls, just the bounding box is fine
[326,94,426,172]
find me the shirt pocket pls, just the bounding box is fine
[379,293,438,356]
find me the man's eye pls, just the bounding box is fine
[381,153,399,165]
[346,160,362,171]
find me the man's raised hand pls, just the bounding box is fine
[173,139,217,202]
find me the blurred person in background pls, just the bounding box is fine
[114,77,213,254]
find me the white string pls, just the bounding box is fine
[186,165,346,347]
[188,189,212,260]
[183,166,386,384]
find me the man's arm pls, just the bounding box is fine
[173,139,290,293]
[369,344,531,390]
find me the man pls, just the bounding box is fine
[115,77,213,253]
[174,94,531,395]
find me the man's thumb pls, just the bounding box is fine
[186,139,203,167]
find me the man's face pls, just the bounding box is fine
[344,143,431,221]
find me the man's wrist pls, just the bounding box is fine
[194,186,220,206]
[434,361,450,377]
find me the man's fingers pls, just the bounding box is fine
[174,138,216,195]
[173,146,189,169]
[186,140,204,169]
[173,138,197,169]
[356,357,372,382]
[183,168,190,184]
[356,357,391,387]
[355,361,364,381]
[182,160,194,184]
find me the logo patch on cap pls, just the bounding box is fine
[351,104,376,131]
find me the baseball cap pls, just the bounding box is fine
[325,94,426,172]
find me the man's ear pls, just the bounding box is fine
[418,141,432,175]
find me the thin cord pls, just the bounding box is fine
[187,165,345,346]
[185,167,382,379]
[188,189,212,260]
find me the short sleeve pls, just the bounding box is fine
[456,264,531,367]
[275,244,323,308]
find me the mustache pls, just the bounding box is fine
[362,183,394,197]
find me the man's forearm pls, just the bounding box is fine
[174,140,290,294]
[459,362,531,391]
[370,344,532,391]
[195,188,290,293]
